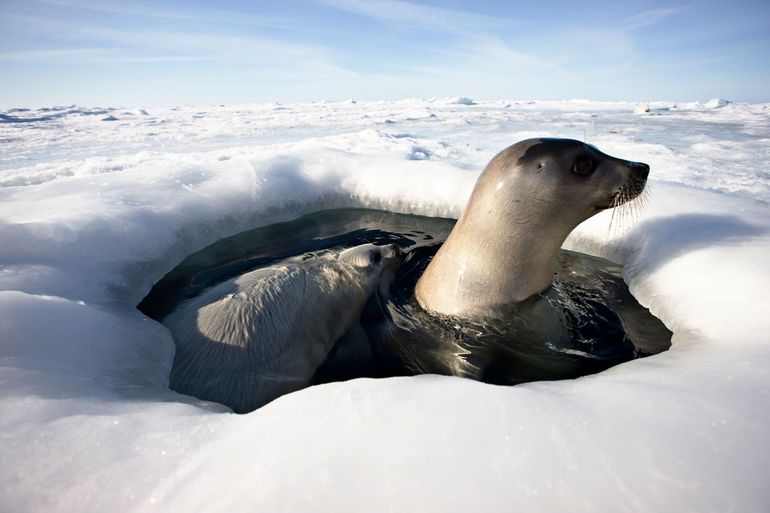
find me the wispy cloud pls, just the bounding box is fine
[1,11,338,65]
[35,0,298,31]
[0,48,104,61]
[627,4,691,30]
[460,36,564,72]
[82,28,335,61]
[0,47,215,64]
[315,0,518,33]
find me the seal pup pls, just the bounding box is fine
[415,138,649,317]
[164,243,401,413]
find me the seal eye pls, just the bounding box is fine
[371,251,382,265]
[572,156,594,176]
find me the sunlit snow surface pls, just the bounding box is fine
[1,99,769,512]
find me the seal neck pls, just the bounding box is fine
[415,201,577,317]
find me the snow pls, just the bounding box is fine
[1,98,770,512]
[447,96,477,105]
[704,97,730,109]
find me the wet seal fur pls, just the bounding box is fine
[415,138,649,317]
[164,243,401,413]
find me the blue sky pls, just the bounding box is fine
[1,0,768,107]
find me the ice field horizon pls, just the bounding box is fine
[1,97,769,512]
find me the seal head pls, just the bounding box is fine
[415,138,649,317]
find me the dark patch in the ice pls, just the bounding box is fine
[1,106,115,124]
[0,113,54,123]
[450,97,476,106]
[141,209,672,410]
[404,113,438,122]
[98,165,124,173]
[409,146,431,160]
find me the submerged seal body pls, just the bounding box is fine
[415,138,649,317]
[164,243,401,413]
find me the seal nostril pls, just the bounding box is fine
[629,161,650,180]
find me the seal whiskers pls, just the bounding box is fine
[607,182,650,237]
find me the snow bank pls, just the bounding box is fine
[1,99,769,512]
[446,96,477,105]
[704,97,730,109]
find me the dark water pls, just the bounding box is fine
[139,208,671,388]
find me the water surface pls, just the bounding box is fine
[139,208,672,390]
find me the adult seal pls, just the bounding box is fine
[164,243,401,413]
[415,138,649,317]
